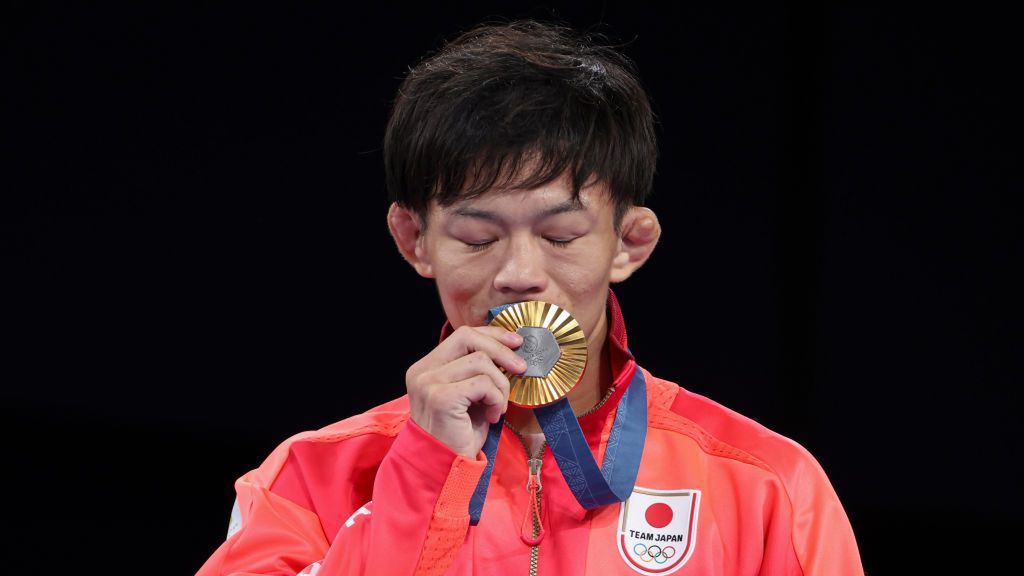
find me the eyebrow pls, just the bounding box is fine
[448,198,585,221]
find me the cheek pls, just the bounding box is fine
[548,249,615,326]
[551,268,610,328]
[558,267,599,296]
[435,259,492,300]
[433,262,498,327]
[552,248,614,291]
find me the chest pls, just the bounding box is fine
[450,426,788,576]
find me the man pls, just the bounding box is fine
[197,19,863,575]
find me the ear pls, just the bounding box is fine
[386,202,435,278]
[610,206,661,283]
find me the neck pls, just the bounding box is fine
[505,307,611,435]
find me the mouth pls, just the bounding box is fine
[491,300,526,308]
[484,301,524,325]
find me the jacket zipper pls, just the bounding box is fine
[505,383,621,575]
[506,425,546,576]
[526,454,544,576]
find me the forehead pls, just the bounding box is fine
[433,176,612,223]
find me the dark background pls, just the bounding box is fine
[6,1,1020,573]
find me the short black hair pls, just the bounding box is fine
[384,19,658,226]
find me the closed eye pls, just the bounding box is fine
[464,237,577,251]
[464,240,495,252]
[546,237,576,248]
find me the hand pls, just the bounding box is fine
[406,326,527,457]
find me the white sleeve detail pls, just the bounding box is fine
[297,561,322,575]
[226,497,243,538]
[343,502,372,528]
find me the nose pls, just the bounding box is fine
[492,234,548,296]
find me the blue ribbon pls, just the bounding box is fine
[468,303,647,525]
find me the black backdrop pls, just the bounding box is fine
[7,2,1020,573]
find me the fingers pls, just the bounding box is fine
[428,325,527,376]
[455,374,508,424]
[442,350,510,390]
[442,349,502,380]
[405,323,527,456]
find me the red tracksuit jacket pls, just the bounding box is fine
[197,293,863,575]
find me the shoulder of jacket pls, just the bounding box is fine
[247,396,411,487]
[308,395,411,443]
[642,369,819,481]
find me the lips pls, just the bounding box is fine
[484,301,524,326]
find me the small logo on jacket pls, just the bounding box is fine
[617,487,700,575]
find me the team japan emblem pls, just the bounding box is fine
[617,487,701,575]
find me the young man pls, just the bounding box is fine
[197,20,863,576]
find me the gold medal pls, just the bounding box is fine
[490,300,588,407]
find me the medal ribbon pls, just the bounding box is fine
[468,303,648,525]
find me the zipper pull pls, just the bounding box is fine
[526,458,543,492]
[521,458,545,546]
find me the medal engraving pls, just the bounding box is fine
[489,300,588,407]
[516,326,561,377]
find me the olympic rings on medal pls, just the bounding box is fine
[632,543,677,563]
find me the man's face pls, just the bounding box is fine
[416,173,621,343]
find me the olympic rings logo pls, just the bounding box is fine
[632,543,676,564]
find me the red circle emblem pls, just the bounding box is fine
[645,502,673,528]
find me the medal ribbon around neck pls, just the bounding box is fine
[468,300,648,525]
